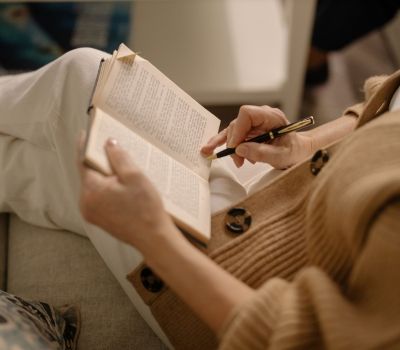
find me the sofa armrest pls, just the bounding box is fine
[0,214,8,290]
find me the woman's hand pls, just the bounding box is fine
[201,105,314,169]
[78,138,255,334]
[79,139,179,254]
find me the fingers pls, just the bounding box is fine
[201,128,228,156]
[232,154,245,167]
[229,105,288,147]
[201,105,286,155]
[80,162,106,192]
[229,106,260,147]
[236,141,291,169]
[105,139,139,181]
[202,105,289,168]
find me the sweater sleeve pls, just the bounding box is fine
[218,200,400,349]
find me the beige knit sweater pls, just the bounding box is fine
[128,71,400,349]
[217,73,400,349]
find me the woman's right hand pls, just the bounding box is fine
[201,105,314,169]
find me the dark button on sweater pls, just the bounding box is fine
[140,267,164,293]
[310,149,330,175]
[225,207,252,234]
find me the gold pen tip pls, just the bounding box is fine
[206,154,217,161]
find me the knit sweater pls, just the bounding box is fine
[217,73,400,349]
[128,71,400,349]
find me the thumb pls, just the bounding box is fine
[105,139,137,179]
[236,142,287,168]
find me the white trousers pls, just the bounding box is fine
[0,48,276,347]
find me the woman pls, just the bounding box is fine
[1,48,400,349]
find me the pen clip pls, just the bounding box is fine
[277,116,314,134]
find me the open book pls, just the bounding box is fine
[84,44,220,243]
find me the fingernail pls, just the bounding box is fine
[107,138,118,147]
[236,145,248,157]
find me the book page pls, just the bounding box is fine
[216,150,282,195]
[85,108,210,241]
[208,144,282,214]
[218,150,276,192]
[94,55,220,180]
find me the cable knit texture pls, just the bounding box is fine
[127,71,400,350]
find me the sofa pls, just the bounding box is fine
[0,213,167,349]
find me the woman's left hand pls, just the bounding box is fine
[78,138,178,254]
[78,137,254,335]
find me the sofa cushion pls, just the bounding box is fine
[0,290,79,350]
[0,214,7,290]
[6,215,166,350]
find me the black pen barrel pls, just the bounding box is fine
[214,116,314,159]
[216,147,236,158]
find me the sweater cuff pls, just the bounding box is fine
[218,278,288,350]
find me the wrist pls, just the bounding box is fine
[304,115,357,153]
[144,231,197,286]
[131,217,185,263]
[295,132,315,162]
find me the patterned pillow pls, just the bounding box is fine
[0,290,80,350]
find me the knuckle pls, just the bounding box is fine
[261,105,274,114]
[272,107,283,114]
[239,105,251,114]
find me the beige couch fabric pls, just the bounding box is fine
[6,215,166,350]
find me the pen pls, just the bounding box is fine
[207,116,315,160]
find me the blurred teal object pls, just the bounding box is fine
[0,4,62,70]
[0,2,131,70]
